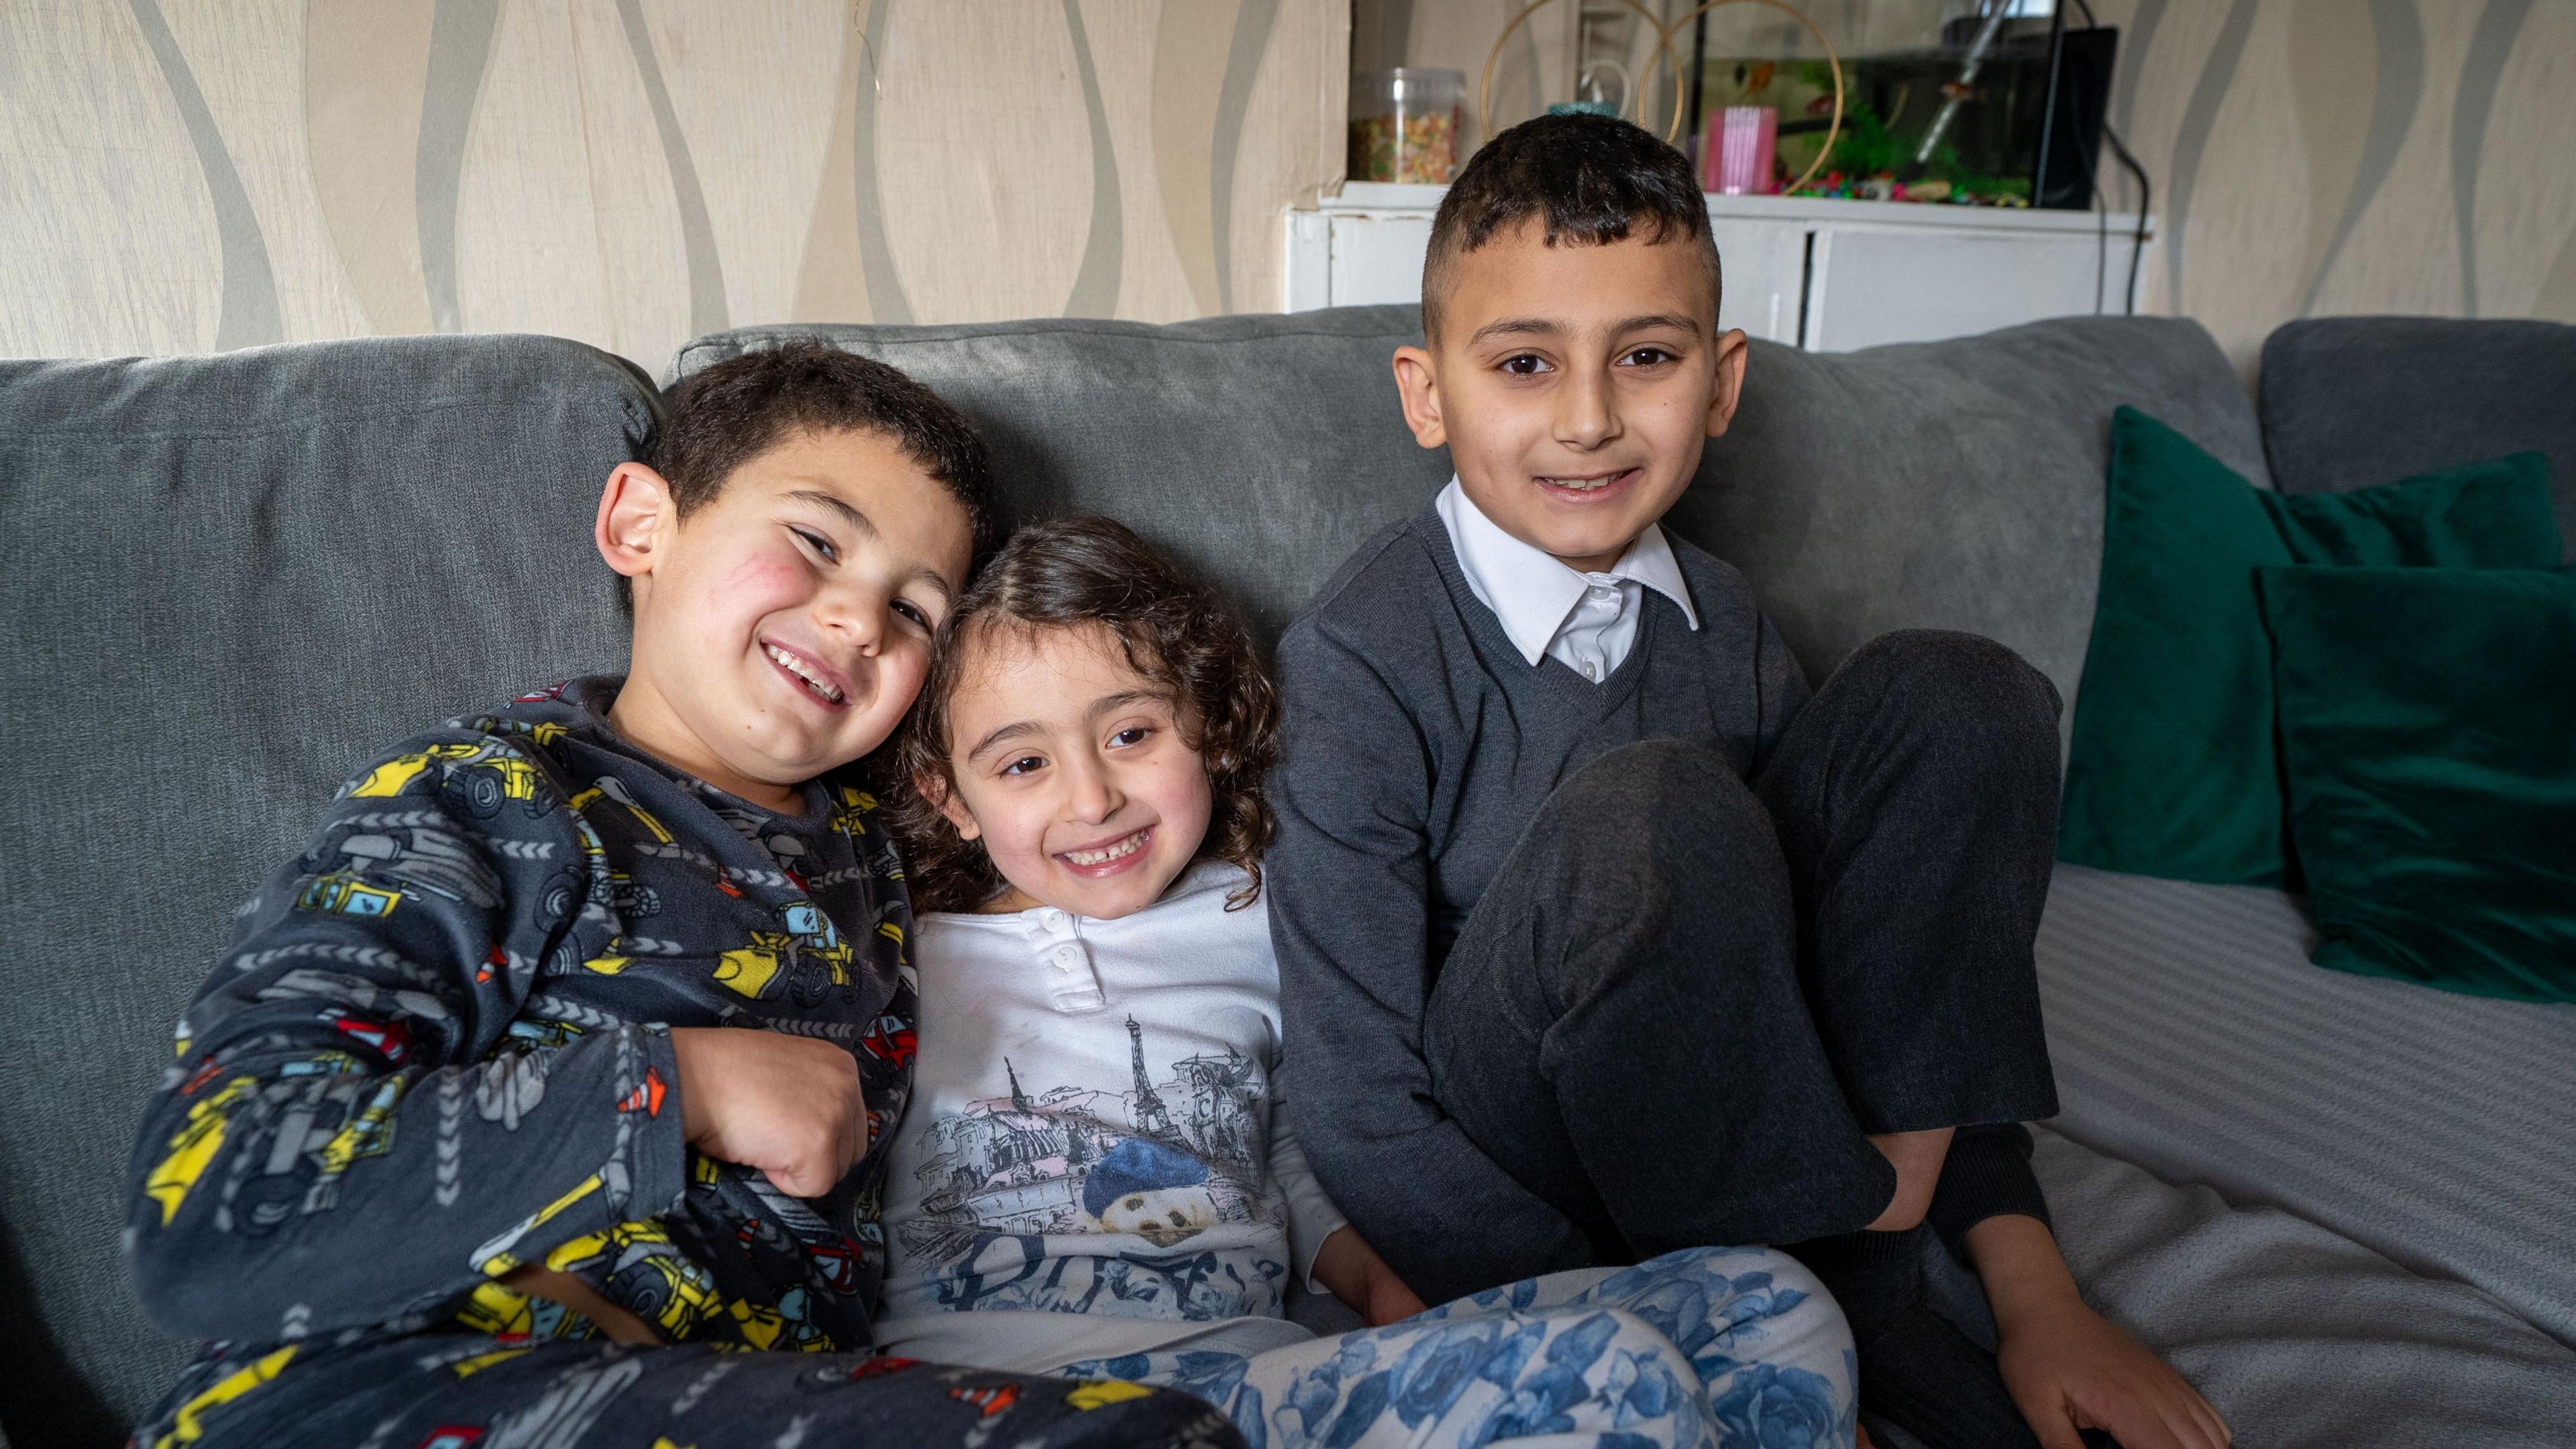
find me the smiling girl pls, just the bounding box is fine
[876,516,1864,1448]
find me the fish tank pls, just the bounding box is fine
[1691,5,2115,207]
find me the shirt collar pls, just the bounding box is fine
[1435,478,1700,667]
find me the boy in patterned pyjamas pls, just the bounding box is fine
[121,343,1240,1449]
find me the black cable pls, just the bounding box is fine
[2102,121,2150,313]
[2065,0,2153,315]
[1685,8,1709,172]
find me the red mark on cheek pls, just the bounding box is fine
[719,549,806,601]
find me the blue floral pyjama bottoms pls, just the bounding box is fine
[1050,1244,1858,1449]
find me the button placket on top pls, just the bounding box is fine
[1027,908,1105,1013]
[1570,579,1622,682]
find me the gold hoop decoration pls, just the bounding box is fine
[1479,0,1689,148]
[1657,0,1844,196]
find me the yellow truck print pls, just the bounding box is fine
[350,740,549,820]
[296,871,401,918]
[713,903,856,1006]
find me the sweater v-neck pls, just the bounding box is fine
[1415,511,1657,720]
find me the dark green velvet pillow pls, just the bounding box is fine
[2059,408,2559,885]
[2257,566,2576,1001]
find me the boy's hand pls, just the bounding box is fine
[670,1026,868,1198]
[1997,1297,2229,1449]
[1967,1214,2230,1449]
[1311,1226,1430,1326]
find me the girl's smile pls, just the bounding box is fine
[931,622,1214,922]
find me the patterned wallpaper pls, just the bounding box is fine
[1373,0,2576,375]
[9,1,2571,376]
[0,0,1348,368]
[2089,0,2576,372]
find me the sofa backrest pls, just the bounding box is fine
[0,337,655,1444]
[676,308,2266,716]
[2260,316,2576,559]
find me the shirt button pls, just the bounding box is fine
[1038,908,1069,932]
[1583,660,1602,681]
[1050,943,1085,971]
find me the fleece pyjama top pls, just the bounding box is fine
[875,862,1347,1375]
[125,676,916,1359]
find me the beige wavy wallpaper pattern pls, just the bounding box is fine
[2084,0,2576,370]
[0,0,1346,368]
[8,1,2572,375]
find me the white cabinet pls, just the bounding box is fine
[1284,182,2156,352]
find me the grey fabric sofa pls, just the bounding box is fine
[5,309,2571,1449]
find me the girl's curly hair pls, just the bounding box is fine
[886,516,1279,915]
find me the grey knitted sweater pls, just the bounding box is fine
[1267,505,2045,1277]
[1265,506,1809,1267]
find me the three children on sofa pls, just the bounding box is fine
[126,115,2226,1449]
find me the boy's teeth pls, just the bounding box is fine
[1063,830,1148,866]
[765,644,842,702]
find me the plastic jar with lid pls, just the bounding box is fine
[1348,68,1466,184]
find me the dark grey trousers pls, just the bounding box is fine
[1418,630,2064,1297]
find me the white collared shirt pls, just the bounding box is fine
[1435,478,1701,684]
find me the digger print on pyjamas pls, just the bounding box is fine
[123,678,957,1448]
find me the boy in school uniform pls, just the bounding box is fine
[1269,114,2228,1449]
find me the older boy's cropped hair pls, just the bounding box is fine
[1421,112,1721,339]
[652,339,999,559]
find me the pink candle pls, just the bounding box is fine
[1705,105,1778,196]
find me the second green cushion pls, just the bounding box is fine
[2258,566,2576,1001]
[2057,407,2558,885]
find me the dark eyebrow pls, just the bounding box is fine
[783,488,877,537]
[1092,688,1168,717]
[964,719,1040,765]
[1466,317,1562,347]
[1614,313,1705,337]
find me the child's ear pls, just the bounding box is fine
[596,462,677,583]
[917,767,982,843]
[1391,345,1447,450]
[1704,328,1751,438]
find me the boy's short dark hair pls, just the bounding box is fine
[1422,112,1721,339]
[651,339,999,557]
[888,516,1280,914]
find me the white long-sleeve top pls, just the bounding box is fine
[873,861,1348,1372]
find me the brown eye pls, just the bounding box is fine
[1501,354,1551,376]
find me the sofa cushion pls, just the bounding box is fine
[2058,411,2558,886]
[2035,862,2576,1348]
[675,310,2265,719]
[2260,316,2576,560]
[0,337,655,1440]
[2030,1126,2576,1449]
[2259,564,2576,1001]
